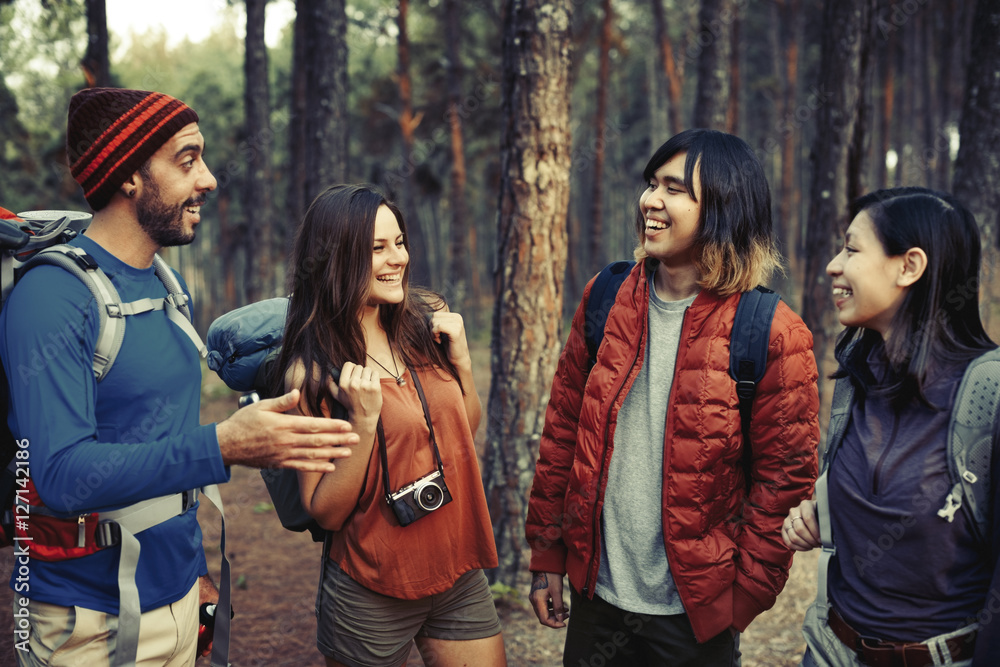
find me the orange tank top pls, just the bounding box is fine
[328,366,498,599]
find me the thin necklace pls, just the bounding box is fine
[367,345,406,386]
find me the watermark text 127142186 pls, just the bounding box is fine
[12,438,32,652]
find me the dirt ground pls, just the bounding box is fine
[0,355,818,666]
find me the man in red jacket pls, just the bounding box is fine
[525,129,820,666]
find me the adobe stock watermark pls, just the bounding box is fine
[12,438,32,654]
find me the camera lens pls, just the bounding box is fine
[416,481,444,511]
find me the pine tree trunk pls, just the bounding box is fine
[243,0,273,302]
[779,0,802,277]
[395,0,431,287]
[589,0,612,274]
[801,0,876,388]
[651,0,685,135]
[691,0,734,129]
[444,0,475,321]
[953,0,1000,329]
[82,0,110,88]
[484,0,573,588]
[287,0,348,256]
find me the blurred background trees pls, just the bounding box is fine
[1,0,998,588]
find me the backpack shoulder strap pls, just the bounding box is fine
[21,245,125,381]
[150,254,206,359]
[822,376,856,473]
[938,347,1000,543]
[584,260,635,371]
[729,286,781,490]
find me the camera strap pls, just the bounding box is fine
[377,369,446,504]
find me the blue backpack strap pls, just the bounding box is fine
[729,286,780,489]
[584,261,635,371]
[939,347,1000,544]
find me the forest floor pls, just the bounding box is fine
[0,340,818,666]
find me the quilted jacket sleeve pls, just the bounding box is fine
[525,279,596,574]
[731,302,820,630]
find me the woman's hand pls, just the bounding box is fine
[430,311,472,369]
[328,361,383,431]
[782,499,821,551]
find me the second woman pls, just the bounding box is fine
[276,184,507,667]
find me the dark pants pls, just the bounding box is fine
[563,588,741,667]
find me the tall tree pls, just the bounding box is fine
[777,0,803,277]
[243,0,273,302]
[651,0,685,135]
[444,0,477,320]
[82,0,110,87]
[801,0,877,386]
[953,0,1000,328]
[287,0,348,238]
[589,0,612,274]
[484,0,573,587]
[395,0,430,287]
[691,0,734,129]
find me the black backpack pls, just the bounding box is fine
[584,260,780,489]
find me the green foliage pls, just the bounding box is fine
[0,0,88,213]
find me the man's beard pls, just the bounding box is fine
[135,174,204,248]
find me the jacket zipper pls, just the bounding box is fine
[584,317,646,596]
[871,412,900,497]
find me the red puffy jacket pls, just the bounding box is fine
[526,262,819,642]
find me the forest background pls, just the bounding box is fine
[2,0,1000,615]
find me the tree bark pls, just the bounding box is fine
[801,0,876,388]
[484,0,573,588]
[82,0,110,87]
[394,0,431,287]
[651,0,685,135]
[243,0,274,302]
[288,0,348,239]
[589,0,612,274]
[778,0,802,277]
[444,0,476,321]
[691,0,734,129]
[953,0,1000,329]
[287,2,308,237]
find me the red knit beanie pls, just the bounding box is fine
[66,88,199,210]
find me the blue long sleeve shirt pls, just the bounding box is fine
[2,234,229,613]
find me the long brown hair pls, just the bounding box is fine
[274,183,461,417]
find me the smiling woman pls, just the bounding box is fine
[271,183,507,667]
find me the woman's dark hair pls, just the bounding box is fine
[834,187,995,406]
[274,183,460,417]
[634,128,781,296]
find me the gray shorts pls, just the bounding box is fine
[316,560,502,667]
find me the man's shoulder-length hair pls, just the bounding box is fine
[634,128,782,297]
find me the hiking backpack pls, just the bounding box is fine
[0,209,234,667]
[0,209,207,548]
[584,260,780,486]
[822,346,1000,544]
[206,297,342,542]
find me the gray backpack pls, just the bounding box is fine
[824,347,1000,543]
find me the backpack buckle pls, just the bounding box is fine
[95,519,121,548]
[166,293,189,309]
[735,380,756,400]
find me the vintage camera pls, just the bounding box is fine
[387,469,452,527]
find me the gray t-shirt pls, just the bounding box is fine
[595,273,696,614]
